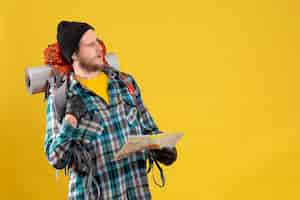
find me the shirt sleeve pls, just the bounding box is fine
[43,87,89,170]
[127,74,162,135]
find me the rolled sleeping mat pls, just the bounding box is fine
[25,52,120,95]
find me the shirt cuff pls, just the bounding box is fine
[61,118,85,140]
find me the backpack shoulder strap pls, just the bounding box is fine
[118,72,137,102]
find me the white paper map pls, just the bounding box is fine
[114,132,184,160]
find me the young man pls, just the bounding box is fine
[44,21,177,200]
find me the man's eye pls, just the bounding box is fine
[96,38,102,44]
[88,42,96,47]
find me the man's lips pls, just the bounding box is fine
[97,53,104,59]
[96,55,105,64]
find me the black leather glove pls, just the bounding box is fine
[149,147,177,166]
[65,95,88,124]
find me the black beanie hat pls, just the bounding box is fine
[56,20,94,64]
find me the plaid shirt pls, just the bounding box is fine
[44,67,160,200]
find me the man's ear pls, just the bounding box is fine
[71,51,79,61]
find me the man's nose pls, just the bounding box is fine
[96,44,104,55]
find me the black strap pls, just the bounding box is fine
[147,153,166,187]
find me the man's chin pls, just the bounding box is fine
[79,59,106,72]
[94,59,105,67]
[81,64,100,73]
[96,63,106,70]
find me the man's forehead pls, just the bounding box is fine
[80,29,97,44]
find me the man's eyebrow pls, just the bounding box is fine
[88,39,98,44]
[80,40,92,45]
[80,38,98,45]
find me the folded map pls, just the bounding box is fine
[114,132,184,160]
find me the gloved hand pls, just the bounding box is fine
[65,95,88,126]
[149,147,177,166]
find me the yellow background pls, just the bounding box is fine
[1,0,300,199]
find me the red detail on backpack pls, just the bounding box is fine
[128,83,135,96]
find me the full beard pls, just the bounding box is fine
[79,57,105,73]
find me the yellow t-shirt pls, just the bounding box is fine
[75,72,109,104]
